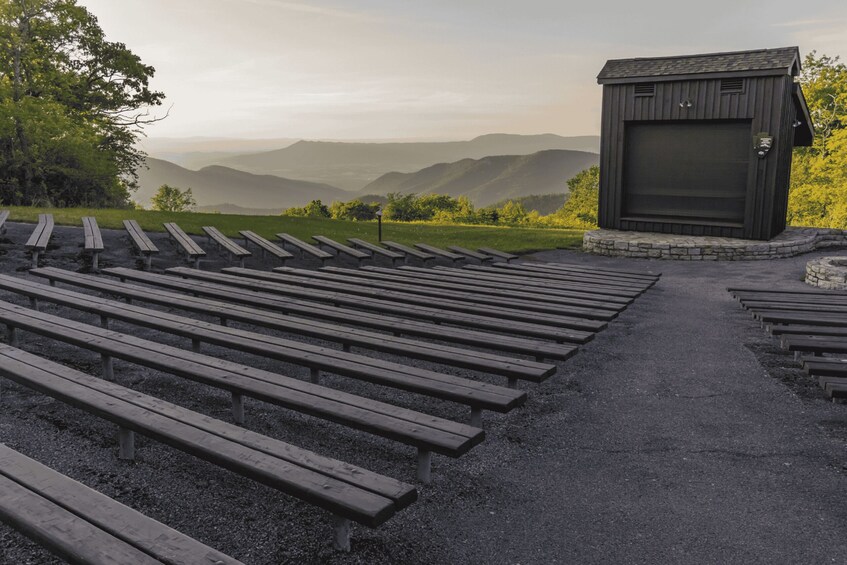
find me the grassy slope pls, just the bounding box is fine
[4,206,585,254]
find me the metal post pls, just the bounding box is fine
[417,449,432,484]
[118,428,135,460]
[310,367,320,385]
[102,355,114,381]
[7,325,18,347]
[231,392,244,424]
[470,407,482,428]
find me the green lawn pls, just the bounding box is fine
[3,206,586,254]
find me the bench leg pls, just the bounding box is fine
[239,257,245,268]
[191,338,201,353]
[92,252,99,271]
[7,325,18,347]
[144,254,152,270]
[49,279,56,287]
[507,377,518,389]
[417,448,432,484]
[31,251,39,269]
[310,367,320,385]
[231,392,244,424]
[220,317,228,327]
[193,257,200,270]
[332,516,351,552]
[102,355,115,381]
[118,427,135,460]
[342,343,351,353]
[100,315,110,330]
[29,297,39,311]
[470,407,482,428]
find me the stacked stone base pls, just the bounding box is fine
[583,227,847,261]
[805,257,847,290]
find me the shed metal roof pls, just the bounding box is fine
[597,47,801,84]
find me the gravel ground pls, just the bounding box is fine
[0,220,846,564]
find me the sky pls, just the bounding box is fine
[81,0,847,141]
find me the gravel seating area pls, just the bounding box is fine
[1,219,847,563]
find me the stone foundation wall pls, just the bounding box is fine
[583,227,847,261]
[805,256,847,290]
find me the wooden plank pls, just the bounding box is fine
[82,217,104,252]
[0,210,9,234]
[313,236,370,261]
[25,214,51,250]
[459,265,646,296]
[0,444,242,565]
[202,226,251,258]
[163,223,206,257]
[477,247,518,262]
[489,263,653,291]
[239,230,293,260]
[446,246,493,262]
[277,233,333,260]
[382,241,435,261]
[521,261,660,281]
[414,244,465,262]
[122,220,159,254]
[274,266,618,320]
[755,311,847,327]
[0,345,416,527]
[31,267,583,359]
[0,290,525,413]
[348,238,405,261]
[782,335,847,354]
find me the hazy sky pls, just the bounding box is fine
[81,0,847,141]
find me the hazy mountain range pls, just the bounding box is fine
[135,134,600,213]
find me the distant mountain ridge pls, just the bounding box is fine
[136,158,347,210]
[361,149,599,207]
[218,133,600,191]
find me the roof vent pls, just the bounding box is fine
[720,78,744,93]
[634,83,655,96]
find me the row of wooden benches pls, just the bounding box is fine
[0,212,104,269]
[1,260,659,559]
[729,285,847,399]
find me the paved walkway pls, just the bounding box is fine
[411,249,847,564]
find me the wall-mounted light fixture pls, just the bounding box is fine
[792,119,802,128]
[678,99,694,109]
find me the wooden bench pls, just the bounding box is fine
[123,219,159,270]
[456,265,645,298]
[275,266,618,321]
[313,236,370,264]
[447,246,493,263]
[192,266,606,336]
[488,263,655,291]
[0,443,241,564]
[348,238,405,266]
[328,266,626,312]
[382,241,435,263]
[82,216,104,270]
[163,222,205,268]
[277,233,333,266]
[5,280,526,426]
[524,262,661,282]
[33,267,581,361]
[414,243,466,264]
[478,247,518,262]
[25,214,54,269]
[240,230,293,264]
[0,294,483,482]
[202,226,251,267]
[0,345,416,550]
[0,210,8,235]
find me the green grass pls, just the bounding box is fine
[4,206,586,254]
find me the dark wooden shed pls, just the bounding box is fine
[596,47,814,240]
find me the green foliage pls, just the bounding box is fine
[0,0,164,207]
[550,165,599,228]
[329,199,380,221]
[788,52,847,228]
[281,199,331,218]
[150,184,195,212]
[490,193,567,215]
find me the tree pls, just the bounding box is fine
[150,184,195,212]
[788,52,847,228]
[329,199,379,221]
[0,0,164,207]
[281,199,331,218]
[553,165,600,228]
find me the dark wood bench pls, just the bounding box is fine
[313,236,370,264]
[163,222,205,268]
[82,216,104,270]
[447,246,493,263]
[25,214,54,269]
[0,210,8,235]
[0,443,241,564]
[455,265,645,298]
[382,241,435,263]
[185,266,605,337]
[26,268,560,380]
[277,233,333,265]
[387,265,633,306]
[123,219,159,270]
[3,281,526,427]
[522,261,661,282]
[0,294,483,482]
[488,263,656,291]
[478,247,518,262]
[202,226,251,267]
[240,230,293,263]
[33,267,581,361]
[0,344,416,551]
[274,266,618,321]
[348,238,405,267]
[414,243,466,264]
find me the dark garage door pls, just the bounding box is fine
[622,120,752,224]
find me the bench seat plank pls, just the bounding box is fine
[0,444,241,565]
[451,265,644,298]
[239,231,293,262]
[488,263,655,291]
[24,214,54,268]
[313,236,370,261]
[381,241,435,261]
[32,268,581,359]
[0,345,416,528]
[202,227,251,266]
[163,223,205,267]
[447,246,493,262]
[348,238,404,265]
[414,244,465,262]
[123,220,159,270]
[477,247,518,262]
[520,261,661,282]
[82,217,104,252]
[277,233,333,262]
[0,210,9,234]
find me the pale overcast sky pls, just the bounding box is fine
[80,0,847,140]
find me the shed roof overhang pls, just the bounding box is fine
[792,83,814,146]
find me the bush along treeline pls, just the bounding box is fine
[281,166,600,228]
[0,0,164,208]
